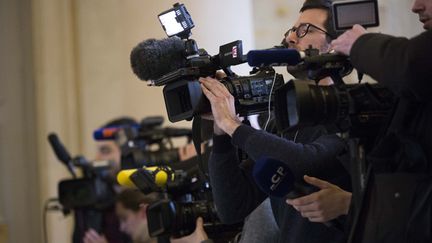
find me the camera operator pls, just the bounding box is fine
[199,0,353,242]
[104,188,210,243]
[330,0,432,242]
[81,117,138,243]
[83,189,159,243]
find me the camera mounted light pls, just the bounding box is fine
[158,3,195,39]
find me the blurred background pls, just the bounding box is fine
[0,0,422,242]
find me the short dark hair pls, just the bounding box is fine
[116,189,161,212]
[300,0,340,40]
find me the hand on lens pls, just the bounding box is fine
[286,175,352,223]
[330,24,367,56]
[83,229,108,243]
[199,76,241,136]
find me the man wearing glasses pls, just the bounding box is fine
[282,2,337,86]
[200,0,352,242]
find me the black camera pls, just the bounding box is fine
[48,133,116,210]
[93,116,193,169]
[118,160,242,240]
[48,133,118,242]
[273,49,395,138]
[160,67,284,122]
[131,3,284,122]
[57,158,116,210]
[147,199,242,239]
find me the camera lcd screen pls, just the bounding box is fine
[158,10,185,37]
[333,0,379,31]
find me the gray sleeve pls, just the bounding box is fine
[239,198,279,243]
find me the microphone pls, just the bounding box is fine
[252,157,318,199]
[253,157,344,229]
[47,133,76,178]
[117,166,174,188]
[130,37,187,81]
[252,157,297,198]
[93,125,139,140]
[117,165,200,194]
[246,48,304,67]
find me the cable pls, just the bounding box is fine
[43,198,62,243]
[264,73,278,131]
[43,202,48,243]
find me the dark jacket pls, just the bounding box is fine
[209,125,350,243]
[351,30,432,165]
[348,30,432,243]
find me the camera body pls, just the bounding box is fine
[118,117,192,169]
[153,3,284,122]
[160,67,284,122]
[273,48,394,138]
[274,80,394,137]
[147,199,242,238]
[57,156,116,210]
[93,116,193,169]
[58,174,115,210]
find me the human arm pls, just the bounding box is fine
[208,134,268,224]
[232,125,347,180]
[331,26,432,101]
[200,75,347,180]
[286,175,352,222]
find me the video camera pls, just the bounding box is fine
[131,3,284,122]
[272,47,395,139]
[48,133,116,210]
[47,133,117,242]
[93,116,193,169]
[117,164,242,239]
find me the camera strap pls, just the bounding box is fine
[192,116,209,180]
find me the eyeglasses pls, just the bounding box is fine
[284,23,334,39]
